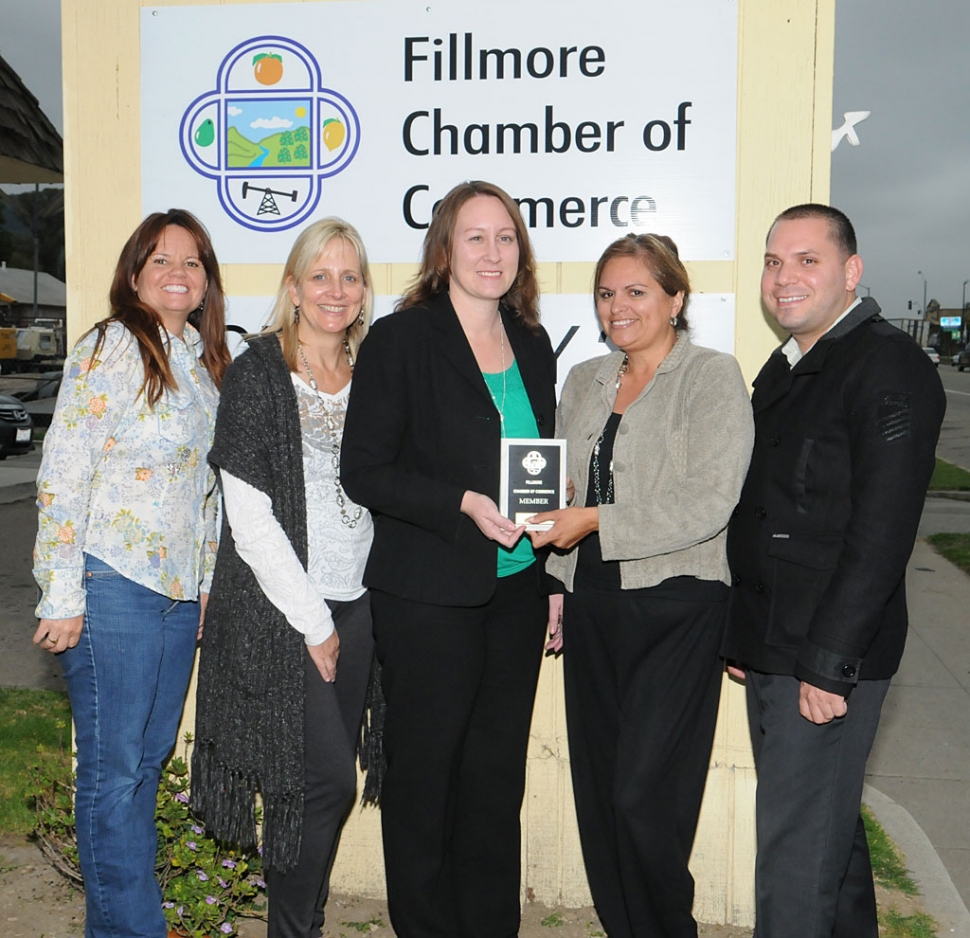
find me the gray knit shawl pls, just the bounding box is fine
[191,334,308,872]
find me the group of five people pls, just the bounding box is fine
[31,183,944,938]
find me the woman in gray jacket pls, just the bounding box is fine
[529,233,753,938]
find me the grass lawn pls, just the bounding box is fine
[928,458,970,491]
[926,533,970,577]
[0,687,71,834]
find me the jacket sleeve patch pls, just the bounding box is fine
[877,392,912,442]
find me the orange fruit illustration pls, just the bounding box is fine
[253,53,283,85]
[323,118,346,151]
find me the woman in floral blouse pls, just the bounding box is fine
[32,209,230,938]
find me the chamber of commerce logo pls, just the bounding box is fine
[179,36,360,232]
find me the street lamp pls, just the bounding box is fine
[918,270,928,317]
[962,279,968,311]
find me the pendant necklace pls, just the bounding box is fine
[485,324,508,438]
[297,339,362,528]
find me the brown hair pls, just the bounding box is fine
[261,217,373,373]
[594,233,691,331]
[89,209,230,406]
[396,180,541,330]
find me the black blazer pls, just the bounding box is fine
[723,298,946,695]
[341,292,557,606]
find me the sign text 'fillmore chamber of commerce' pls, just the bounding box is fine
[142,0,738,264]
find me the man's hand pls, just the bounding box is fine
[799,681,847,724]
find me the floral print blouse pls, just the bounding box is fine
[34,321,219,619]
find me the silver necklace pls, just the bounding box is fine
[594,356,628,503]
[592,431,615,505]
[297,339,362,528]
[485,324,508,437]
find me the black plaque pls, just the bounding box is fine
[499,438,567,530]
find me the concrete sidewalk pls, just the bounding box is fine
[866,539,970,935]
[2,447,970,933]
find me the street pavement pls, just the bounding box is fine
[2,367,970,931]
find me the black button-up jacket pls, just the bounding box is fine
[723,298,946,696]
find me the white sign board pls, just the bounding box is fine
[141,0,738,264]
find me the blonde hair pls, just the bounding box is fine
[261,217,373,370]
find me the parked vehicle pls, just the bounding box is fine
[922,347,940,367]
[0,392,34,459]
[956,348,970,371]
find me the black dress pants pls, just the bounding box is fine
[372,567,546,938]
[266,594,374,938]
[745,670,890,938]
[563,576,728,938]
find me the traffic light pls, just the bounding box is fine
[908,301,913,310]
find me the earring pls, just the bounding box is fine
[293,305,301,324]
[356,312,365,326]
[669,316,679,327]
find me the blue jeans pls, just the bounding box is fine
[60,554,200,938]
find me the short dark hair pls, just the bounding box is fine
[772,203,857,258]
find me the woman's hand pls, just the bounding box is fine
[461,491,525,549]
[545,593,564,653]
[33,616,84,654]
[527,507,599,550]
[197,592,209,641]
[307,630,340,683]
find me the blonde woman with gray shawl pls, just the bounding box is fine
[192,218,374,938]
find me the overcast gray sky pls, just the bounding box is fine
[2,0,967,318]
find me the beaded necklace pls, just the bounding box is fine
[297,339,362,528]
[592,354,630,505]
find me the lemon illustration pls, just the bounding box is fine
[194,119,215,147]
[322,118,346,151]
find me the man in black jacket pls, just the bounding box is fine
[723,204,946,937]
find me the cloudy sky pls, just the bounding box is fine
[2,0,967,317]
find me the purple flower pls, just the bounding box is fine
[257,845,263,856]
[220,924,233,934]
[206,895,217,905]
[191,824,204,834]
[186,841,198,851]
[254,877,266,889]
[175,792,189,803]
[162,901,175,909]
[222,859,236,869]
[177,905,185,915]
[196,870,209,882]
[218,877,229,888]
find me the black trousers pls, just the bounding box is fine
[372,567,547,938]
[746,670,890,938]
[563,577,728,938]
[266,594,374,938]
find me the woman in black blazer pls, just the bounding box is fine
[342,180,556,938]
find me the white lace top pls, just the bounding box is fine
[220,374,372,645]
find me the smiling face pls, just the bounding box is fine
[287,237,366,344]
[762,216,863,352]
[447,195,520,313]
[131,225,208,335]
[595,255,683,358]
